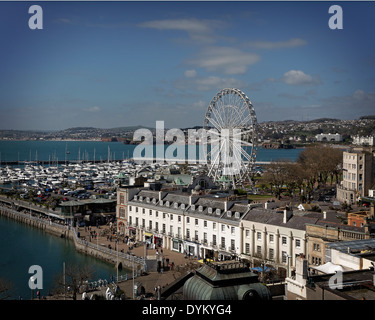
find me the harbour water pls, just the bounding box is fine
[0,214,129,300]
[0,140,302,299]
[0,140,303,163]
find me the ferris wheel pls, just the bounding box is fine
[202,88,258,189]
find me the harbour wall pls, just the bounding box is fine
[0,197,147,274]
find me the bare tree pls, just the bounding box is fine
[0,278,13,300]
[52,263,95,300]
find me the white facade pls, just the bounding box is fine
[352,135,375,146]
[124,189,248,260]
[241,209,307,275]
[315,133,342,142]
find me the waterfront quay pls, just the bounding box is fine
[0,195,197,300]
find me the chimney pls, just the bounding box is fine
[283,209,293,224]
[296,255,308,283]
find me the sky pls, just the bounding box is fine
[0,1,374,131]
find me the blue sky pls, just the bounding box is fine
[0,1,374,130]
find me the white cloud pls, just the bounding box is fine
[278,70,321,86]
[186,46,260,75]
[85,106,101,112]
[174,75,248,92]
[138,18,223,43]
[246,38,307,49]
[184,69,197,78]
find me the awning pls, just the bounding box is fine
[145,232,153,237]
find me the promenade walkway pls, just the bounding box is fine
[74,223,201,300]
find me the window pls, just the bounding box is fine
[212,235,217,245]
[120,194,124,204]
[231,226,235,235]
[204,220,207,228]
[136,207,138,213]
[155,211,158,217]
[203,232,207,242]
[129,206,132,212]
[295,239,301,248]
[186,229,190,239]
[282,251,287,263]
[269,248,274,260]
[221,237,225,248]
[213,222,217,230]
[282,236,287,245]
[221,224,225,232]
[257,232,261,241]
[178,215,181,222]
[162,224,166,234]
[245,243,250,254]
[256,246,261,255]
[163,213,166,219]
[269,234,274,243]
[195,219,199,226]
[231,239,235,251]
[142,219,145,227]
[129,216,132,225]
[187,217,190,224]
[142,208,145,214]
[246,230,250,238]
[119,208,125,218]
[149,209,152,216]
[170,214,173,221]
[136,217,139,226]
[195,230,199,241]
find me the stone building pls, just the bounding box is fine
[337,147,375,204]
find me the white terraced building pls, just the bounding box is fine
[122,189,248,261]
[117,187,308,275]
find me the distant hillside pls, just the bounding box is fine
[360,115,375,120]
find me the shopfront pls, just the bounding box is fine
[144,232,153,246]
[172,238,183,253]
[154,235,163,248]
[185,241,199,258]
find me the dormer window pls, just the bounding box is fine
[208,207,212,214]
[165,201,170,207]
[152,198,156,204]
[139,196,143,202]
[227,211,232,217]
[235,212,240,219]
[191,205,195,211]
[146,197,150,203]
[160,200,164,206]
[134,195,138,201]
[181,204,185,210]
[198,205,203,212]
[174,203,178,209]
[216,209,221,215]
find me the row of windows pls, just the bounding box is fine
[128,207,236,233]
[245,230,302,248]
[244,244,290,263]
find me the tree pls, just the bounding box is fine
[52,263,95,300]
[0,278,13,300]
